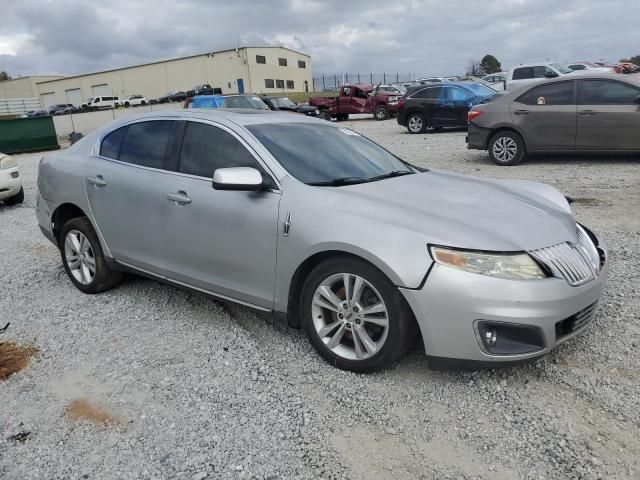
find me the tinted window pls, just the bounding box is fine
[581,80,640,104]
[446,86,472,101]
[298,60,306,68]
[119,121,175,169]
[568,64,585,70]
[276,79,285,89]
[411,87,441,99]
[517,81,574,105]
[278,58,287,66]
[512,67,534,80]
[100,126,127,159]
[256,55,266,64]
[179,122,261,178]
[265,79,274,88]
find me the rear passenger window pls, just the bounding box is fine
[581,80,640,104]
[179,122,262,178]
[119,121,175,169]
[100,126,128,159]
[447,87,471,101]
[411,87,440,99]
[517,81,574,105]
[512,67,533,80]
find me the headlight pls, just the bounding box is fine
[430,246,546,280]
[0,155,17,170]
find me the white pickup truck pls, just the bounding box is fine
[506,62,575,89]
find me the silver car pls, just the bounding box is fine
[36,110,608,372]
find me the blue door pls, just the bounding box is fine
[237,79,244,94]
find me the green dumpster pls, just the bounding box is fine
[0,116,60,154]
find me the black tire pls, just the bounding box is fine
[374,105,390,121]
[336,113,349,121]
[59,217,123,294]
[124,102,130,108]
[318,109,332,121]
[300,256,418,373]
[406,113,426,134]
[141,101,146,106]
[488,130,526,166]
[4,187,24,206]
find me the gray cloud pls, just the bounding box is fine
[1,0,638,79]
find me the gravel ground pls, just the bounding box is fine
[1,115,639,480]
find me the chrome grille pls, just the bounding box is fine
[529,226,600,286]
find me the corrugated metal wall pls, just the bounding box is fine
[0,98,41,115]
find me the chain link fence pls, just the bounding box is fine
[313,73,416,91]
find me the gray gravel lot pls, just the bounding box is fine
[1,114,639,480]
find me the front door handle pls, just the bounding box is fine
[578,110,597,116]
[167,191,192,205]
[87,175,107,187]
[514,109,530,115]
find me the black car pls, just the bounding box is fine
[157,91,188,103]
[187,84,222,97]
[260,96,319,116]
[397,82,497,133]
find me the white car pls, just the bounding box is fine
[506,62,574,89]
[122,95,148,108]
[0,153,24,206]
[377,84,405,94]
[566,62,613,73]
[81,96,121,111]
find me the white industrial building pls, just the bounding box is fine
[0,46,313,108]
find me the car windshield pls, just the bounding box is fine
[462,83,496,97]
[247,123,418,185]
[270,97,297,108]
[220,96,269,110]
[550,63,574,75]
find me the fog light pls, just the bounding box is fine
[484,328,497,346]
[476,321,545,356]
[11,171,19,178]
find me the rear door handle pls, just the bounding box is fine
[87,175,107,187]
[167,191,192,205]
[578,110,597,116]
[514,109,530,115]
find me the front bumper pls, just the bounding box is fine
[0,167,22,201]
[400,238,608,366]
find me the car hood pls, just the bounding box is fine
[323,170,577,252]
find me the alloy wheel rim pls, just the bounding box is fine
[64,230,96,285]
[408,115,423,132]
[492,137,518,162]
[375,107,386,119]
[311,273,389,361]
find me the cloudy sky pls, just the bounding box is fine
[1,0,638,79]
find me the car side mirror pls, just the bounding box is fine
[212,167,264,191]
[634,94,640,105]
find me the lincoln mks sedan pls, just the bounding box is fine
[36,110,608,372]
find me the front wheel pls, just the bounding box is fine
[406,113,426,134]
[4,187,24,206]
[489,131,526,166]
[318,109,332,121]
[301,257,417,372]
[60,217,123,294]
[374,105,390,121]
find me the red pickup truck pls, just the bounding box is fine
[309,84,400,121]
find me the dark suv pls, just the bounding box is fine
[397,82,496,133]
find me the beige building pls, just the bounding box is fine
[0,75,65,100]
[4,46,312,108]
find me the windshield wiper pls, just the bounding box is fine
[366,170,415,182]
[307,177,367,187]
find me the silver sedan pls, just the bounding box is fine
[36,110,608,372]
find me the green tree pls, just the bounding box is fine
[0,71,12,81]
[620,55,640,66]
[480,55,502,74]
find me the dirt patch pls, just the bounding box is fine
[65,399,120,426]
[571,197,603,206]
[0,341,38,380]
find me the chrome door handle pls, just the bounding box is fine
[87,175,107,187]
[167,192,192,204]
[578,110,596,116]
[514,109,530,115]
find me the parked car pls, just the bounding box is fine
[615,62,640,74]
[415,77,460,84]
[189,94,269,110]
[377,84,405,94]
[482,72,507,84]
[157,91,187,103]
[0,152,23,205]
[260,96,319,116]
[506,62,575,89]
[397,82,497,133]
[47,104,75,115]
[566,62,613,73]
[467,74,640,165]
[122,95,148,108]
[186,84,222,97]
[36,110,608,372]
[309,84,401,121]
[20,109,48,118]
[81,96,121,111]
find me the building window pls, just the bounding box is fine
[286,80,295,89]
[256,55,266,64]
[265,79,274,88]
[298,60,306,68]
[278,58,287,67]
[276,79,285,89]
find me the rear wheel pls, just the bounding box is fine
[301,256,417,372]
[4,187,24,206]
[406,113,426,134]
[59,217,123,294]
[489,131,526,166]
[374,105,390,121]
[124,102,130,108]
